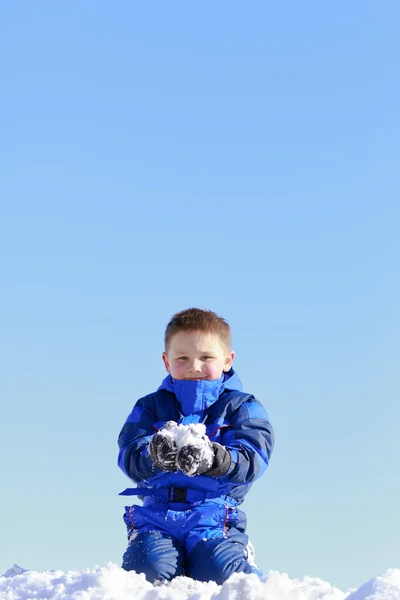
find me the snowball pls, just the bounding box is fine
[158,422,214,476]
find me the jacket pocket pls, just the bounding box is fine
[207,419,232,441]
[152,421,167,432]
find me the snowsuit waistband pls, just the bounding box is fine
[119,486,238,507]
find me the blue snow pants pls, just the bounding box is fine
[121,498,262,584]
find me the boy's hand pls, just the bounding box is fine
[177,443,210,476]
[148,422,178,472]
[177,441,231,477]
[176,428,214,476]
[205,442,232,477]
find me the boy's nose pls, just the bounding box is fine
[188,360,202,372]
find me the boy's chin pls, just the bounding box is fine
[181,375,222,381]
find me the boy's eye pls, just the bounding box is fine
[201,356,214,361]
[177,357,188,361]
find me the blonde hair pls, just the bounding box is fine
[164,308,231,351]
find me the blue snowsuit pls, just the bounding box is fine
[118,369,274,584]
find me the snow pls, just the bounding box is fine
[1,564,400,600]
[345,570,400,600]
[159,422,214,475]
[1,565,27,578]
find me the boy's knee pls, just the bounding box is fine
[187,535,260,584]
[122,532,185,583]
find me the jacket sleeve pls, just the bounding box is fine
[117,395,160,482]
[221,395,274,484]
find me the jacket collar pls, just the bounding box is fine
[158,368,242,416]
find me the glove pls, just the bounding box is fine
[148,421,178,472]
[204,443,232,477]
[177,444,210,476]
[176,431,214,476]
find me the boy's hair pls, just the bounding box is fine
[164,308,231,351]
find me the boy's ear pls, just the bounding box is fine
[162,352,171,373]
[223,350,235,372]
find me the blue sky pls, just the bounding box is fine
[0,1,399,591]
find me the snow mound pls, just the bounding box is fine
[345,569,400,600]
[1,563,400,600]
[1,565,27,579]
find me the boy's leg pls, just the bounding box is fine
[122,531,185,583]
[186,527,263,584]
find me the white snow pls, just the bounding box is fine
[1,563,400,600]
[159,421,214,475]
[1,565,27,578]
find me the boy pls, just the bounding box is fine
[118,308,274,584]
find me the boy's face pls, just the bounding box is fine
[162,330,235,381]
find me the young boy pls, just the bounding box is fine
[118,308,274,584]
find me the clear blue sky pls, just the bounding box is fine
[0,1,399,591]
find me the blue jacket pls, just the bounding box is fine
[118,369,274,506]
